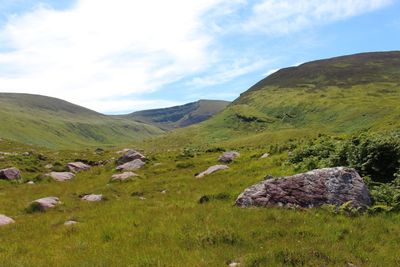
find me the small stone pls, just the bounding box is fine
[161,190,167,194]
[116,149,146,165]
[260,153,270,159]
[0,215,15,226]
[47,172,75,182]
[81,194,103,202]
[111,172,138,181]
[67,162,91,173]
[229,262,240,267]
[45,164,53,169]
[64,220,78,226]
[32,197,60,210]
[0,167,21,180]
[27,181,35,185]
[116,159,145,171]
[196,165,229,178]
[218,151,240,163]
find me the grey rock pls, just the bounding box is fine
[116,149,146,165]
[111,172,138,181]
[218,151,240,163]
[32,197,61,210]
[81,194,103,202]
[47,172,75,182]
[196,165,229,178]
[64,220,78,226]
[0,167,21,180]
[67,162,91,173]
[116,159,145,171]
[0,215,15,226]
[236,167,371,209]
[260,153,270,159]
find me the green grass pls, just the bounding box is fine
[0,93,163,149]
[0,138,400,266]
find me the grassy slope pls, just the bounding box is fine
[0,139,399,266]
[154,52,400,149]
[125,100,230,130]
[0,93,163,149]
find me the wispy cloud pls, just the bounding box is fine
[0,0,395,113]
[243,0,393,35]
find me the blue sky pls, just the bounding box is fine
[0,0,399,114]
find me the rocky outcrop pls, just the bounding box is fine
[116,149,146,165]
[116,159,145,171]
[218,151,240,163]
[196,165,229,178]
[31,197,61,211]
[111,172,138,182]
[67,162,91,173]
[81,194,103,202]
[236,167,371,209]
[47,172,75,182]
[0,167,21,180]
[0,215,15,226]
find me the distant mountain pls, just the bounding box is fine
[160,51,400,147]
[125,100,230,130]
[0,93,163,148]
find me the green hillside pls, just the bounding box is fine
[0,93,163,148]
[159,51,400,149]
[125,100,230,130]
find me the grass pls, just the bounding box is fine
[0,137,400,266]
[0,93,163,149]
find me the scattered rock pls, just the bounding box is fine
[111,172,138,181]
[196,165,229,178]
[31,197,61,211]
[228,261,240,267]
[64,220,78,226]
[218,151,240,163]
[47,172,75,182]
[67,162,91,173]
[45,164,53,169]
[116,159,145,171]
[22,151,33,156]
[260,153,270,159]
[116,148,132,154]
[27,181,35,185]
[0,215,15,226]
[236,167,371,209]
[81,194,103,202]
[139,197,146,200]
[116,149,146,165]
[0,167,21,180]
[161,190,167,194]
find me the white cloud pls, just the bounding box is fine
[0,0,228,111]
[0,0,394,113]
[243,0,393,34]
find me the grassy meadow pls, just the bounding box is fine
[0,137,399,267]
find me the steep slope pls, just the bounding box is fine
[0,93,163,148]
[158,51,400,148]
[125,100,230,130]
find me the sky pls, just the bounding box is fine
[0,0,399,114]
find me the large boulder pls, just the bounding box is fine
[0,215,15,226]
[111,172,138,182]
[67,162,91,173]
[116,159,145,171]
[31,197,61,211]
[196,165,229,178]
[116,149,146,165]
[47,172,75,182]
[0,167,21,180]
[218,151,240,163]
[236,167,371,209]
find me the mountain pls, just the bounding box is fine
[159,51,400,148]
[124,100,230,130]
[0,93,163,148]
